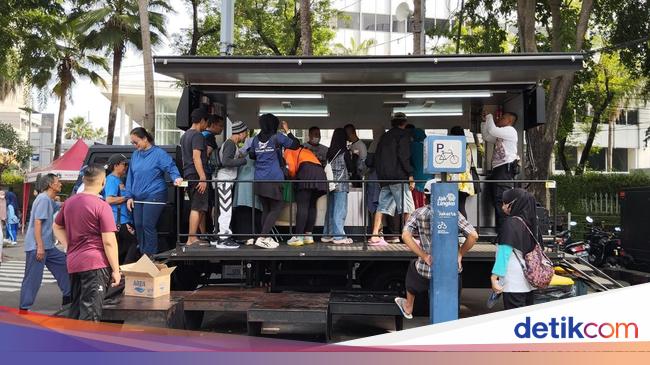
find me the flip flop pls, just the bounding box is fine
[394,297,413,319]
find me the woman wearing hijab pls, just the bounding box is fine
[490,188,537,309]
[322,128,352,244]
[409,127,432,209]
[249,113,300,249]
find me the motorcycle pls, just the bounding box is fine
[584,216,624,267]
[554,221,590,258]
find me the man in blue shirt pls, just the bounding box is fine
[104,154,139,264]
[19,174,71,311]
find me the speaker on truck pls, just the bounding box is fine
[176,86,202,130]
[523,84,546,130]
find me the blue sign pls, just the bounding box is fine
[31,154,40,161]
[430,180,459,324]
[424,135,466,174]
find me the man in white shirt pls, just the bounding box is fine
[481,112,519,232]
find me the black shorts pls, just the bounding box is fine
[187,180,209,212]
[405,259,430,295]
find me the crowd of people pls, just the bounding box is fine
[7,105,543,320]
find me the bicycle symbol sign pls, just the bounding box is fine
[424,135,466,173]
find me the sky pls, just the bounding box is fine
[42,0,191,129]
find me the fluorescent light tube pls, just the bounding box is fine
[402,112,463,117]
[403,91,492,98]
[258,112,330,117]
[237,92,324,99]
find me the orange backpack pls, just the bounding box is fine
[284,147,321,178]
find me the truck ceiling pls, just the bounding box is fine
[153,54,583,130]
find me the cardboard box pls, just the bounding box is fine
[120,255,176,298]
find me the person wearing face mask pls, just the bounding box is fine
[303,126,328,166]
[124,127,183,257]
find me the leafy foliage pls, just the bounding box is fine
[0,123,33,173]
[65,116,106,140]
[332,38,377,55]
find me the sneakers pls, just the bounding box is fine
[303,235,315,244]
[332,238,353,244]
[255,237,279,249]
[321,236,334,243]
[210,237,240,249]
[287,236,304,247]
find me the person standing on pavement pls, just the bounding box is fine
[103,154,139,264]
[481,111,519,232]
[211,120,249,249]
[180,108,210,245]
[303,126,328,167]
[369,113,415,245]
[19,174,71,312]
[125,127,183,257]
[6,203,19,245]
[53,165,120,321]
[394,179,479,319]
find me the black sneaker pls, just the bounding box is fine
[212,237,240,249]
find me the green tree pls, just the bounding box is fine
[172,0,221,55]
[65,116,107,141]
[72,0,170,145]
[19,21,108,159]
[175,0,337,56]
[0,123,33,175]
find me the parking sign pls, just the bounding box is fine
[424,135,466,174]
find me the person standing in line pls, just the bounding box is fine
[481,111,519,232]
[322,128,352,245]
[449,126,476,218]
[344,124,367,187]
[303,126,328,167]
[369,113,415,246]
[125,127,183,256]
[103,154,139,264]
[394,179,478,319]
[53,165,120,321]
[249,114,300,249]
[408,127,432,209]
[490,188,536,310]
[19,174,71,312]
[284,145,327,247]
[365,127,385,233]
[211,120,249,249]
[202,115,225,235]
[180,108,211,245]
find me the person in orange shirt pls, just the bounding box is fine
[284,146,327,246]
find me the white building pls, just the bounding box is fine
[554,102,650,173]
[0,86,42,141]
[331,0,461,55]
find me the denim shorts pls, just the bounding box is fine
[377,183,415,216]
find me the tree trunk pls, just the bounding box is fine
[557,136,572,174]
[607,118,614,171]
[189,0,200,55]
[516,0,537,53]
[576,87,614,174]
[138,0,156,132]
[107,44,123,145]
[54,84,68,160]
[521,0,593,201]
[299,0,312,55]
[413,0,423,55]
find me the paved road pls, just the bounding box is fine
[0,260,56,292]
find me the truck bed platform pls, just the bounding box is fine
[163,242,499,262]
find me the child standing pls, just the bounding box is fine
[211,121,249,249]
[6,203,19,245]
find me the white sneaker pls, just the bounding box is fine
[287,236,304,247]
[255,237,279,249]
[303,235,315,244]
[245,239,255,246]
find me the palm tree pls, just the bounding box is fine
[73,0,170,145]
[65,116,94,140]
[332,38,377,56]
[138,0,156,132]
[21,22,108,159]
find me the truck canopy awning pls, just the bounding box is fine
[154,53,583,129]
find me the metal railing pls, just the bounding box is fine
[173,178,558,249]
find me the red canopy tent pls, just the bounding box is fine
[21,139,89,230]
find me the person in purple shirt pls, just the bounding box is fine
[124,128,183,256]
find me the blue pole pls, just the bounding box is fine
[430,180,459,324]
